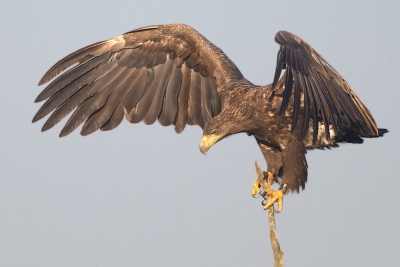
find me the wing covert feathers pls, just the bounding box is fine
[272,31,379,142]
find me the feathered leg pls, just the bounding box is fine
[252,136,307,211]
[252,138,286,211]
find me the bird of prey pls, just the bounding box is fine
[33,24,387,211]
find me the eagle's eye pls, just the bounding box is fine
[211,129,219,135]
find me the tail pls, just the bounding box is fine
[377,128,388,137]
[336,125,387,144]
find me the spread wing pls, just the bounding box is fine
[272,31,379,144]
[33,24,244,136]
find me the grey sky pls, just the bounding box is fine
[1,0,399,266]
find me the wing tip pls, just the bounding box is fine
[59,130,68,138]
[32,117,39,124]
[41,121,53,132]
[32,111,45,123]
[34,95,45,103]
[38,76,48,86]
[80,125,97,136]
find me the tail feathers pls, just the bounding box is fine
[338,125,364,144]
[378,128,388,137]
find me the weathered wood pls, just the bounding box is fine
[255,161,284,267]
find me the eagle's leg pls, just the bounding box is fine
[254,138,286,210]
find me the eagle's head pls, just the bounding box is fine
[199,109,249,154]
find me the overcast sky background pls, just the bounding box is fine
[1,1,399,266]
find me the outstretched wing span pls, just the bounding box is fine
[34,24,244,136]
[272,31,379,144]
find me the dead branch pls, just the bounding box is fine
[255,161,284,267]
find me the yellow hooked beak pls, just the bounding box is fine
[199,134,220,155]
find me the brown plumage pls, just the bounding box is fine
[33,24,387,192]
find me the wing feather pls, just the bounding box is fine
[305,78,319,144]
[100,104,125,131]
[34,24,239,136]
[174,62,191,133]
[291,70,301,133]
[33,54,118,123]
[35,53,112,103]
[200,74,212,126]
[273,31,379,142]
[127,63,165,123]
[187,67,202,127]
[209,78,221,116]
[122,68,148,113]
[278,66,293,115]
[299,74,310,140]
[60,65,134,137]
[158,54,182,126]
[143,54,175,125]
[81,67,141,135]
[308,75,330,140]
[40,57,123,131]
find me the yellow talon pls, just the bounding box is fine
[251,179,261,197]
[252,166,285,212]
[263,188,284,212]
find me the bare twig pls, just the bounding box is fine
[255,161,284,267]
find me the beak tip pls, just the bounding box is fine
[199,134,218,155]
[199,146,207,155]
